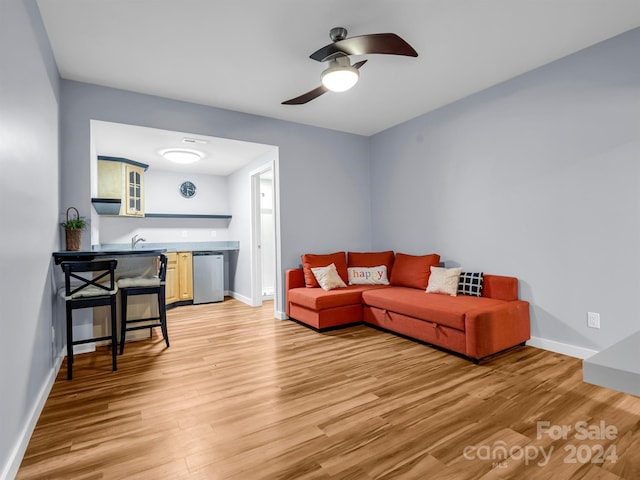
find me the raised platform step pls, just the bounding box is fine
[583,330,640,396]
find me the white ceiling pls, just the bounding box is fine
[92,121,276,175]
[38,1,640,136]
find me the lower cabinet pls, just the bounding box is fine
[165,253,180,305]
[165,251,193,306]
[178,251,193,301]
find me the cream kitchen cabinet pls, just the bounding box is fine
[97,156,147,216]
[177,252,193,301]
[165,251,193,306]
[165,252,180,305]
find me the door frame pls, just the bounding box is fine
[249,159,281,315]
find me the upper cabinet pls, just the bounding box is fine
[124,163,144,216]
[92,154,233,220]
[95,156,148,216]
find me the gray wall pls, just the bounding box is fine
[6,7,640,476]
[59,80,373,315]
[0,0,60,477]
[370,28,640,352]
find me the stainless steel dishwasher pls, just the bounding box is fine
[192,252,224,304]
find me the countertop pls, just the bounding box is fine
[53,241,239,264]
[92,241,240,252]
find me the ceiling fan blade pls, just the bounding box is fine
[353,59,368,69]
[282,85,328,105]
[310,33,418,62]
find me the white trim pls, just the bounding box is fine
[228,290,254,306]
[527,336,598,360]
[272,154,283,320]
[248,158,281,318]
[2,351,64,480]
[249,166,264,308]
[228,289,286,319]
[73,343,95,355]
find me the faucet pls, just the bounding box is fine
[131,234,146,249]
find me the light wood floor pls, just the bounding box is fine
[18,299,640,479]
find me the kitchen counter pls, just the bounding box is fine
[92,240,239,253]
[54,241,239,263]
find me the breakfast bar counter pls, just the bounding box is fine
[52,249,165,264]
[52,249,172,348]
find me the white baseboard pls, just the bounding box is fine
[527,336,598,360]
[227,291,287,319]
[2,351,63,480]
[73,343,95,355]
[228,291,254,306]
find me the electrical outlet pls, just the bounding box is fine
[211,230,217,238]
[181,230,188,238]
[587,312,600,329]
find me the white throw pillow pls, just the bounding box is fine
[311,263,347,291]
[348,265,390,285]
[426,266,462,296]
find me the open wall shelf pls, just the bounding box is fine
[144,213,232,219]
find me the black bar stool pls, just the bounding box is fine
[117,254,169,354]
[60,260,118,380]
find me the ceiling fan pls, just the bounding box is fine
[282,27,418,105]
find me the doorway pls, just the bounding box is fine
[250,162,278,311]
[259,171,275,299]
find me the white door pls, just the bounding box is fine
[250,162,278,310]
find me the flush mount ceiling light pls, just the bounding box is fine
[320,56,360,92]
[182,137,209,145]
[160,148,203,164]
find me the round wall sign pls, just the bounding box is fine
[179,181,196,198]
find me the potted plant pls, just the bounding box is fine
[61,207,87,251]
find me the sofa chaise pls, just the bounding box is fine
[285,251,531,363]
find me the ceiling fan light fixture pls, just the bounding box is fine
[321,57,359,92]
[160,148,203,164]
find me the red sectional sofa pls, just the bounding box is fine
[285,251,531,363]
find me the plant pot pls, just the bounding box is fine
[65,229,82,251]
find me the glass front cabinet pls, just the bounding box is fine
[97,156,148,217]
[125,164,144,216]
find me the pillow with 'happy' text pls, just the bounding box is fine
[348,265,389,285]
